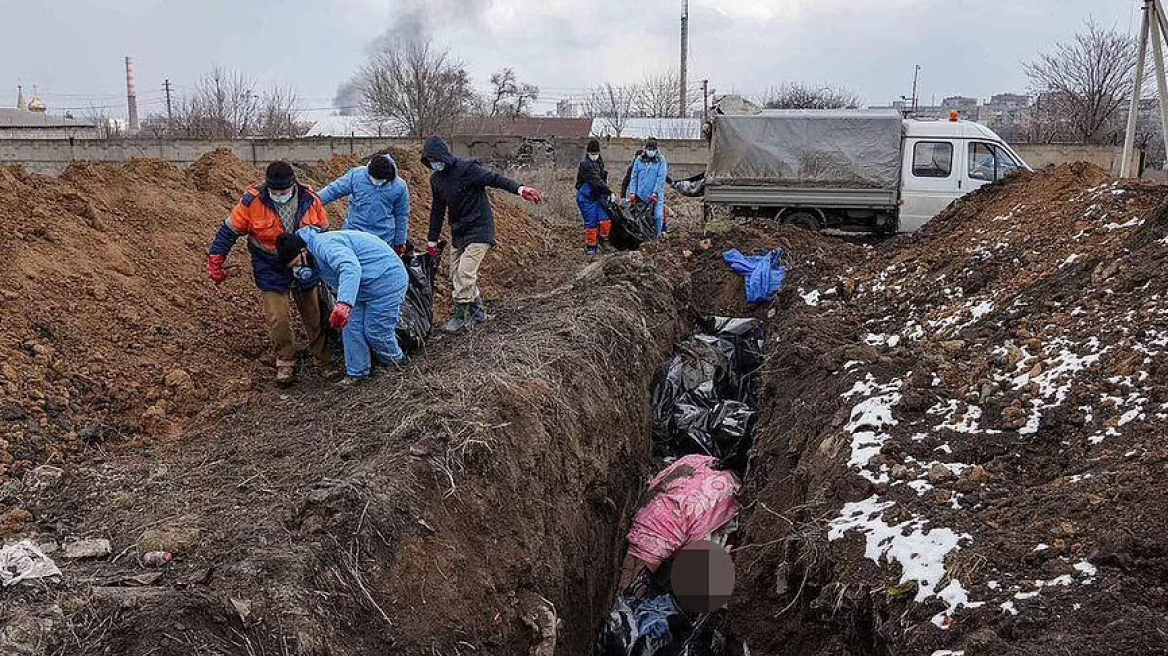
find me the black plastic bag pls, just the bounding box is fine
[593,591,691,656]
[650,319,765,472]
[395,241,445,355]
[606,198,658,251]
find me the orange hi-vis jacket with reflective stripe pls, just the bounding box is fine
[209,183,329,292]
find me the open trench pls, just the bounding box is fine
[12,235,839,656]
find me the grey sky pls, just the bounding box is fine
[1,0,1137,120]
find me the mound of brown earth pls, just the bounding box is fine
[734,165,1168,655]
[0,149,564,493]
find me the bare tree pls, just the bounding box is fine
[761,83,861,110]
[256,84,303,137]
[84,105,122,139]
[585,83,636,137]
[1024,20,1142,144]
[358,38,474,137]
[486,68,539,117]
[629,70,702,118]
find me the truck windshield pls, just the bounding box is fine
[969,142,1021,182]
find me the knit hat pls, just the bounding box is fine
[265,161,297,191]
[275,232,308,267]
[587,139,601,153]
[645,138,659,149]
[368,154,396,181]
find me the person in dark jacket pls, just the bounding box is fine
[576,139,614,254]
[422,136,544,333]
[206,161,334,386]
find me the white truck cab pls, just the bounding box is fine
[704,110,1030,235]
[899,118,1029,231]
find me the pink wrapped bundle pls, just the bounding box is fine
[627,455,741,570]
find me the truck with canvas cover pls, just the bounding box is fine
[704,109,1029,234]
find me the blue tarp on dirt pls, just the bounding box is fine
[722,248,787,304]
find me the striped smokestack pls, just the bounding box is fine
[125,56,140,132]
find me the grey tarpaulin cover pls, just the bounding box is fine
[707,109,904,189]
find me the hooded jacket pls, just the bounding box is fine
[209,182,329,293]
[575,155,611,201]
[317,157,411,247]
[629,151,669,204]
[423,137,522,250]
[297,228,407,308]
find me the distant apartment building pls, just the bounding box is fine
[556,98,584,118]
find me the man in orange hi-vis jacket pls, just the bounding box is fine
[206,161,334,387]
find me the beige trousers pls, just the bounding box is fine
[261,287,330,366]
[450,243,491,303]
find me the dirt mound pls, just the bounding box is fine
[186,148,261,200]
[0,149,560,494]
[734,165,1168,654]
[0,157,270,492]
[12,254,686,656]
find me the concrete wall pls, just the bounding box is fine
[1010,144,1141,178]
[0,136,713,178]
[0,137,1138,181]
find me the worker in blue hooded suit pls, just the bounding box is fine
[317,154,411,252]
[627,138,669,238]
[277,228,409,386]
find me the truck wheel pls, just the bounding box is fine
[783,211,820,232]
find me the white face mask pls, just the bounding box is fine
[430,161,446,172]
[645,149,658,159]
[270,189,294,204]
[370,177,388,187]
[588,153,600,161]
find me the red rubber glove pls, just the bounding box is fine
[628,194,638,205]
[207,254,227,285]
[519,186,544,204]
[330,302,352,330]
[427,242,438,259]
[393,245,406,256]
[650,193,659,204]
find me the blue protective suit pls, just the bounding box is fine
[723,248,787,304]
[299,228,410,377]
[629,153,669,236]
[318,160,411,247]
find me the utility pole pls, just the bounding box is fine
[702,79,709,123]
[164,79,173,124]
[680,0,689,118]
[911,64,921,116]
[1123,0,1168,177]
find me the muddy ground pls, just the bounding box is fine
[733,165,1168,655]
[3,154,1167,656]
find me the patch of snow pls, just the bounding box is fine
[1074,560,1098,584]
[1001,601,1018,615]
[799,288,822,307]
[1060,254,1081,268]
[842,360,864,371]
[907,480,935,496]
[1067,474,1093,483]
[1125,450,1139,458]
[830,497,972,620]
[1033,544,1050,552]
[970,300,994,322]
[1104,218,1144,231]
[1073,603,1082,610]
[986,580,1000,590]
[865,333,901,348]
[1014,590,1040,600]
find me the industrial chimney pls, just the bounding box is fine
[680,0,689,118]
[125,56,140,132]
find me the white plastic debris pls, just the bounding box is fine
[0,540,62,587]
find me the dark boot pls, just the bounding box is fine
[469,296,490,325]
[442,303,470,334]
